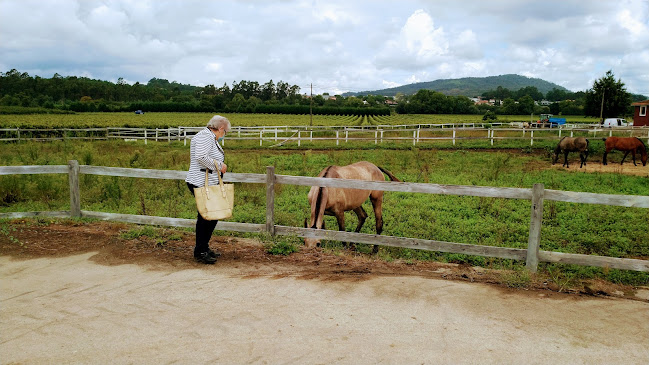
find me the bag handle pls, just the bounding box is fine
[213,159,227,198]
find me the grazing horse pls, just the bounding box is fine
[602,137,648,166]
[553,137,589,168]
[305,161,401,254]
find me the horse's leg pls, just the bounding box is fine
[603,149,608,165]
[563,150,569,167]
[334,211,352,250]
[352,206,367,232]
[631,150,637,166]
[579,152,584,168]
[370,193,384,254]
[621,151,630,165]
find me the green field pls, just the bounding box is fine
[0,112,600,129]
[1,139,647,285]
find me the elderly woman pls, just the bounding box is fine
[185,115,231,264]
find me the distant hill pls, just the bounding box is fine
[343,74,570,97]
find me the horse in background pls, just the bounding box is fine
[305,161,401,254]
[602,137,648,166]
[553,137,589,168]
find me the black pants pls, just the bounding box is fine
[186,182,218,256]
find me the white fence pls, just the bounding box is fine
[1,124,648,146]
[1,161,648,273]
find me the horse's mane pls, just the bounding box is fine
[311,165,332,229]
[635,137,648,153]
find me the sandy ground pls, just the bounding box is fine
[548,155,649,176]
[1,222,649,364]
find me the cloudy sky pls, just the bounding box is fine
[1,0,648,96]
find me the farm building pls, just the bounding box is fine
[631,99,649,126]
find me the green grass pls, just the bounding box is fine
[1,140,647,284]
[0,112,601,129]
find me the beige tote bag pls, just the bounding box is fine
[194,168,234,220]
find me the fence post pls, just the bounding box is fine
[144,129,148,145]
[453,128,456,145]
[265,166,276,236]
[526,183,545,273]
[530,130,534,146]
[490,128,494,146]
[336,131,339,146]
[68,160,81,218]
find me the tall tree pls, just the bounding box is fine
[584,70,631,121]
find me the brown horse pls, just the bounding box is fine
[553,137,589,168]
[602,137,648,166]
[305,161,401,254]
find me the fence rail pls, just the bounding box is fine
[1,162,648,273]
[2,124,648,146]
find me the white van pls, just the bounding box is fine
[603,118,630,127]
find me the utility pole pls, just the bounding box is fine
[309,83,313,126]
[599,88,605,125]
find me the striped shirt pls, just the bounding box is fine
[185,127,225,187]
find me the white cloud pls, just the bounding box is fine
[0,0,647,95]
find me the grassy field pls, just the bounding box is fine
[0,112,600,129]
[1,139,647,285]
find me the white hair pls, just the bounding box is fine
[206,115,231,131]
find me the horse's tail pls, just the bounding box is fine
[311,166,332,228]
[378,166,402,182]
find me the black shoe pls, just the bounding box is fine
[207,249,221,259]
[194,251,217,264]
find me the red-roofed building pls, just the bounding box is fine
[631,100,649,126]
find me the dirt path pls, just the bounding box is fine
[1,223,648,364]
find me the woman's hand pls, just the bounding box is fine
[220,162,227,174]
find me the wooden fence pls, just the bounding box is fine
[1,161,648,273]
[2,125,647,147]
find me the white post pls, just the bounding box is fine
[412,130,416,145]
[310,131,313,142]
[345,130,348,143]
[298,131,301,147]
[260,131,263,147]
[144,129,148,145]
[380,130,384,143]
[336,131,339,146]
[490,129,493,146]
[609,129,613,137]
[155,128,159,142]
[275,129,278,142]
[570,130,574,137]
[375,131,378,144]
[453,129,456,145]
[183,130,187,146]
[530,130,534,146]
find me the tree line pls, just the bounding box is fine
[0,69,641,119]
[0,69,389,115]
